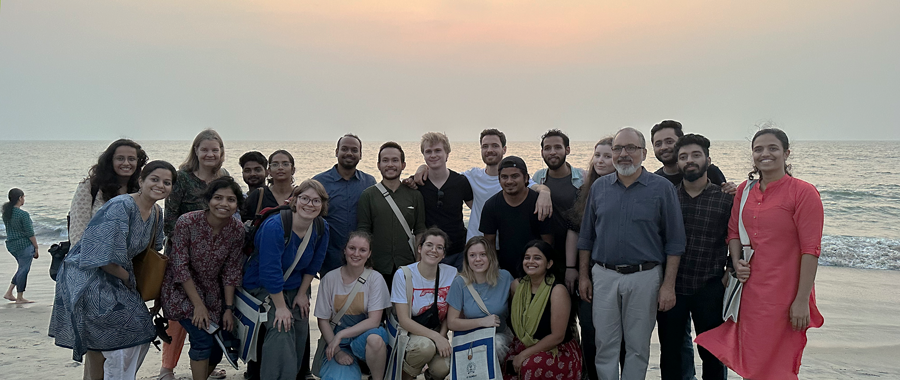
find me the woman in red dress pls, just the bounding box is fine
[695,128,824,379]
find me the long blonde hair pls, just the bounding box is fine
[459,236,500,286]
[180,129,225,173]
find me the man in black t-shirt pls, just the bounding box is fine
[479,156,552,276]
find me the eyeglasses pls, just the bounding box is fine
[422,242,445,252]
[437,190,444,208]
[297,195,322,206]
[270,162,292,168]
[611,145,643,154]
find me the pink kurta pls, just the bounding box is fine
[695,175,824,380]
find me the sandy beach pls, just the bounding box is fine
[1,245,898,380]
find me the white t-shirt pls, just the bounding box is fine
[390,262,457,321]
[314,268,391,322]
[461,167,537,245]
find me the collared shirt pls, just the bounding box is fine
[676,181,733,295]
[357,182,426,276]
[577,168,686,265]
[313,165,376,275]
[532,163,585,188]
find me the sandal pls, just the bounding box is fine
[208,368,226,379]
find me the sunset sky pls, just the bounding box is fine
[1,1,898,141]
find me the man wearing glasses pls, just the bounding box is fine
[577,127,686,380]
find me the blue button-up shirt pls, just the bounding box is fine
[313,165,376,275]
[577,168,685,265]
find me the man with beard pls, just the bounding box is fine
[651,120,727,186]
[239,151,268,196]
[313,134,377,276]
[577,127,685,380]
[357,142,426,288]
[479,156,553,276]
[657,134,731,380]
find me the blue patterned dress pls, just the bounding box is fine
[48,195,165,361]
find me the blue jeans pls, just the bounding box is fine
[319,327,388,380]
[10,246,34,292]
[179,319,223,365]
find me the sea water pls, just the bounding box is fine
[0,140,897,270]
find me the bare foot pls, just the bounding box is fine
[15,298,34,304]
[3,294,15,301]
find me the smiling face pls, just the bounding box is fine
[422,142,448,171]
[522,247,552,278]
[613,130,646,177]
[677,143,710,183]
[293,188,323,219]
[652,128,679,166]
[336,136,362,170]
[592,144,615,176]
[752,133,790,175]
[499,167,526,196]
[466,243,490,274]
[418,235,446,266]
[208,187,239,220]
[139,169,174,201]
[541,136,569,171]
[343,236,371,269]
[241,161,267,188]
[112,146,139,178]
[377,147,406,181]
[269,153,295,182]
[480,135,506,166]
[195,139,223,170]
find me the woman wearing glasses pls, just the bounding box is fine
[243,179,329,379]
[241,150,296,221]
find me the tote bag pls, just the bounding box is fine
[723,180,758,322]
[384,266,414,380]
[450,283,502,380]
[311,268,373,377]
[132,209,167,301]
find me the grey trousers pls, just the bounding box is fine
[591,264,661,380]
[252,287,310,380]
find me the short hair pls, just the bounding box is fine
[480,129,507,147]
[340,230,375,268]
[420,132,451,154]
[378,141,405,162]
[650,120,684,141]
[336,133,363,151]
[540,129,570,147]
[459,236,500,287]
[239,151,267,168]
[615,127,647,148]
[415,227,450,261]
[674,134,711,158]
[140,160,178,184]
[289,179,329,217]
[204,176,245,212]
[180,129,224,173]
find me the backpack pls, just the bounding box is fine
[242,205,325,256]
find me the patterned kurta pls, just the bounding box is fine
[160,210,244,324]
[48,195,164,361]
[68,178,108,246]
[4,207,35,254]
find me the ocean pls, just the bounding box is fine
[1,140,897,270]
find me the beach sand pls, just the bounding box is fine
[1,245,898,379]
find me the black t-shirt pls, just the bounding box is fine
[479,189,552,276]
[241,187,280,222]
[654,164,727,186]
[543,174,578,256]
[418,170,473,255]
[532,284,576,343]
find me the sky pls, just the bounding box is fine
[1,1,898,142]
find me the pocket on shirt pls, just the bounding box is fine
[632,198,660,222]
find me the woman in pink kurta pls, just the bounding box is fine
[695,128,824,380]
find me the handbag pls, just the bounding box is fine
[233,219,315,364]
[411,265,440,330]
[311,268,374,377]
[132,208,167,301]
[450,283,503,380]
[384,266,415,380]
[723,180,758,322]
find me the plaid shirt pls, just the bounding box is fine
[676,182,733,295]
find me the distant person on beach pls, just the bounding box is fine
[49,161,174,380]
[242,149,297,222]
[3,188,39,304]
[160,177,245,380]
[577,127,685,380]
[479,156,553,276]
[69,139,148,246]
[570,137,615,380]
[239,151,268,196]
[313,231,390,380]
[242,181,329,380]
[656,134,731,380]
[161,129,229,380]
[357,142,426,288]
[313,134,376,277]
[696,128,825,380]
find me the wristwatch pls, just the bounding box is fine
[225,304,235,311]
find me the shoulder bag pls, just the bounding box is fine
[311,268,374,377]
[384,266,415,380]
[133,206,167,301]
[723,180,758,322]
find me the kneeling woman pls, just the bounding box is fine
[505,240,582,380]
[391,228,458,380]
[160,177,245,380]
[49,161,175,380]
[314,231,390,380]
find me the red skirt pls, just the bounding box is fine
[503,337,583,380]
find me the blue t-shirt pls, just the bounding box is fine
[447,269,513,333]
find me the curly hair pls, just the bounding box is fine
[88,139,148,202]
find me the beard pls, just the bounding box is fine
[614,158,642,177]
[543,156,566,171]
[681,161,709,182]
[655,149,677,166]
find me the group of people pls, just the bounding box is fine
[1,120,823,380]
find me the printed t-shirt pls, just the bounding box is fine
[390,262,457,321]
[314,268,391,333]
[447,269,513,333]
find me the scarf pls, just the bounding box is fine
[510,275,557,356]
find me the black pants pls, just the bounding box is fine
[575,279,599,380]
[657,279,726,380]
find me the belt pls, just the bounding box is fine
[594,261,659,275]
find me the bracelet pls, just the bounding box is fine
[567,266,577,269]
[224,304,235,311]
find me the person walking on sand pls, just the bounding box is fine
[3,188,39,304]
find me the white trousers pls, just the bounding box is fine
[591,264,661,380]
[101,343,150,380]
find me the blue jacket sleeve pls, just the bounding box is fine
[257,216,287,294]
[302,219,329,276]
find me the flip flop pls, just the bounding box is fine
[208,368,226,379]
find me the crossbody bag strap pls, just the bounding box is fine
[738,180,758,247]
[400,266,414,318]
[254,187,265,215]
[374,182,416,253]
[466,282,490,316]
[330,268,373,326]
[283,218,316,282]
[144,206,159,252]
